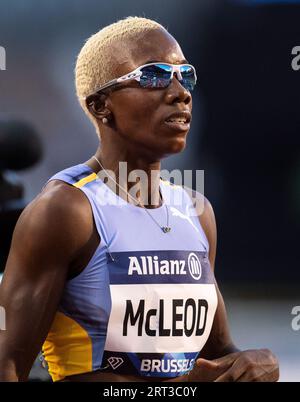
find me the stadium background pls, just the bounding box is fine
[0,0,299,381]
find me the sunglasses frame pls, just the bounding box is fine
[84,62,197,100]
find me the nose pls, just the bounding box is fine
[165,73,192,105]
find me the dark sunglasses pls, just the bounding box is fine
[84,62,197,100]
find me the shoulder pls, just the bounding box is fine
[23,179,92,228]
[14,179,94,260]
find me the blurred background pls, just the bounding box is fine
[0,0,299,381]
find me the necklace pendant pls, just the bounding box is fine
[162,226,171,233]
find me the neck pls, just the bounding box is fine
[86,144,163,209]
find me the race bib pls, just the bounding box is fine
[102,250,218,377]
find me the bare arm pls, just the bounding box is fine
[0,182,94,381]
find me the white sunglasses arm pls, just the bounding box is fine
[84,69,142,99]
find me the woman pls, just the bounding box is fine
[0,16,279,382]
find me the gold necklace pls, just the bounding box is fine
[92,155,171,233]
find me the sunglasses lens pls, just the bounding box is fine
[140,64,172,88]
[139,63,196,91]
[179,65,196,91]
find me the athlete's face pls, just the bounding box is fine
[101,29,193,159]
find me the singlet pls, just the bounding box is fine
[42,163,218,381]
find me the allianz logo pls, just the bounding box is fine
[128,252,202,280]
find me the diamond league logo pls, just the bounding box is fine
[107,356,124,370]
[188,252,202,280]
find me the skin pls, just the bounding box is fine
[0,28,279,382]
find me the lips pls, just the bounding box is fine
[164,111,191,132]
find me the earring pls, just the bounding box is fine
[102,117,108,124]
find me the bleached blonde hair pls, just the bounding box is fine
[75,16,166,135]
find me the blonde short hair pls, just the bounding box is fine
[75,16,166,135]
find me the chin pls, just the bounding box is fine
[164,136,187,156]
